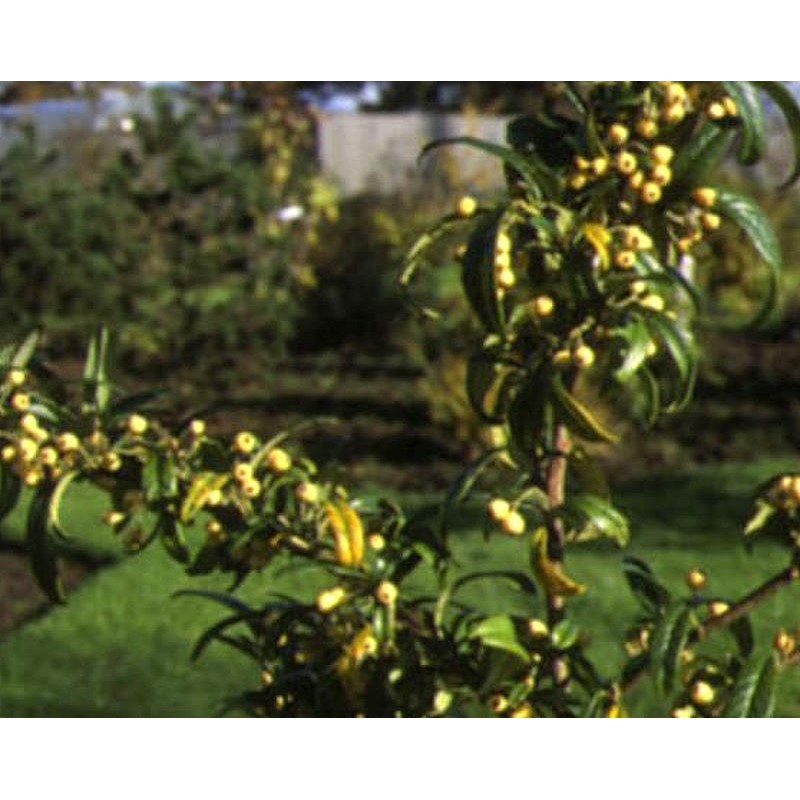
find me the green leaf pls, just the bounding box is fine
[26,485,65,604]
[466,352,514,423]
[419,136,550,199]
[614,318,652,383]
[83,327,112,413]
[11,331,40,370]
[729,616,755,659]
[621,556,670,615]
[650,602,692,694]
[551,618,580,650]
[725,652,778,718]
[507,364,549,469]
[561,493,630,547]
[551,373,619,444]
[155,514,189,563]
[461,212,505,333]
[715,188,780,269]
[468,614,529,662]
[439,448,506,535]
[753,81,800,188]
[143,451,178,504]
[715,187,781,327]
[0,460,21,525]
[744,499,776,537]
[722,81,765,165]
[670,124,736,192]
[48,471,79,541]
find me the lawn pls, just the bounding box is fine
[2,457,800,716]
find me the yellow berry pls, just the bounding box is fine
[127,414,148,436]
[241,478,261,498]
[531,295,555,317]
[496,232,512,254]
[56,432,80,453]
[316,586,347,614]
[687,568,707,591]
[23,468,43,487]
[624,226,653,251]
[38,446,58,467]
[368,532,386,551]
[19,413,40,437]
[651,164,672,187]
[1,444,16,462]
[607,123,630,146]
[7,368,26,387]
[573,155,591,170]
[636,117,659,139]
[707,101,726,120]
[693,186,717,208]
[457,195,478,218]
[615,250,637,270]
[528,618,550,638]
[616,151,638,175]
[569,173,587,190]
[665,82,687,105]
[651,144,674,165]
[640,294,665,312]
[295,481,320,504]
[552,349,572,367]
[489,694,509,714]
[510,703,534,718]
[495,267,516,290]
[690,681,715,706]
[709,600,730,617]
[18,437,38,463]
[487,497,511,522]
[494,250,511,271]
[677,237,696,253]
[375,580,398,606]
[233,431,257,454]
[206,519,224,537]
[267,447,292,473]
[233,461,253,483]
[774,628,796,656]
[722,96,738,117]
[641,182,662,204]
[663,102,686,124]
[573,344,596,369]
[701,212,721,231]
[205,488,223,507]
[671,705,696,719]
[103,509,126,527]
[11,392,30,412]
[591,157,609,177]
[628,170,645,190]
[501,509,526,536]
[189,419,206,437]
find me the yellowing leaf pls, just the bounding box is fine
[582,223,611,270]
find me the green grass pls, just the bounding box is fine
[2,458,800,716]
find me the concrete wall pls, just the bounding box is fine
[317,111,512,196]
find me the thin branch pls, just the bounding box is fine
[620,563,800,694]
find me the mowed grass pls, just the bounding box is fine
[2,457,800,717]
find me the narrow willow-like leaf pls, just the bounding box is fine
[468,614,530,662]
[753,81,800,188]
[551,373,619,443]
[0,461,21,525]
[48,471,79,541]
[11,331,40,369]
[419,136,546,200]
[614,318,652,383]
[507,365,548,468]
[724,652,778,718]
[670,124,736,192]
[461,211,505,333]
[729,615,755,659]
[26,485,65,604]
[466,352,514,423]
[651,602,692,694]
[722,81,765,165]
[561,493,630,547]
[715,187,781,327]
[621,556,670,615]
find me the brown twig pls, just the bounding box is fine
[620,563,800,694]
